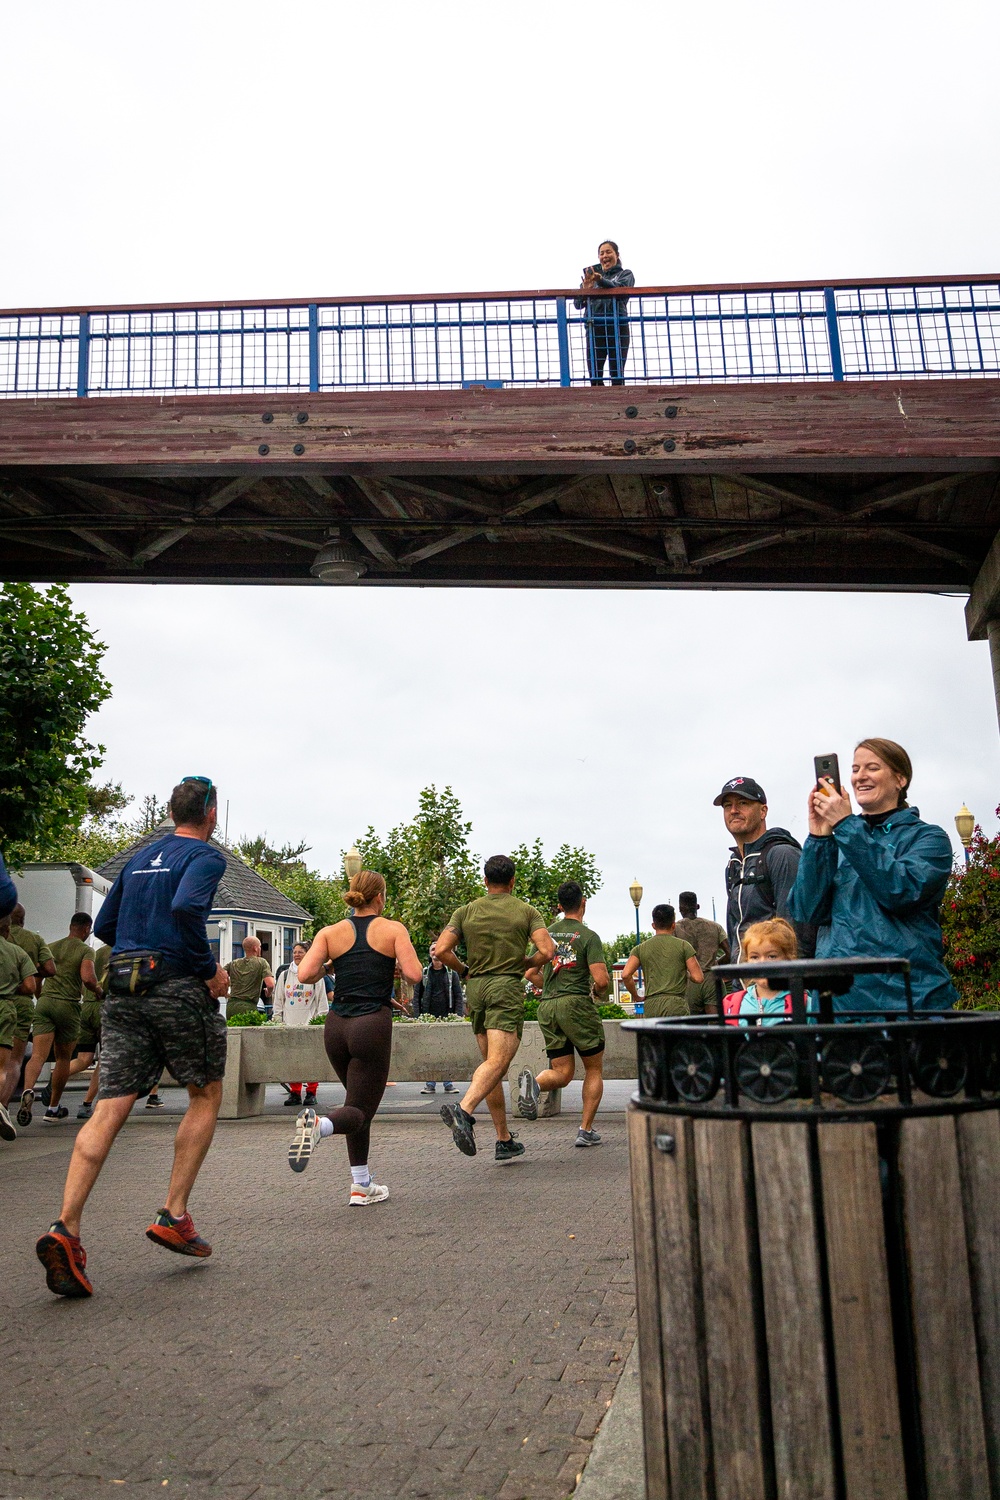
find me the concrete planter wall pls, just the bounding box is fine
[220,1020,636,1118]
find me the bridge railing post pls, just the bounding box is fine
[76,313,90,398]
[556,297,571,387]
[824,288,845,381]
[308,303,319,393]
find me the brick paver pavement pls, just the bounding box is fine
[1,1112,636,1500]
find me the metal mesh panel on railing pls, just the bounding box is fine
[2,280,999,398]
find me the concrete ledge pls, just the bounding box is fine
[219,1020,636,1118]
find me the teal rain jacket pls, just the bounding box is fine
[787,807,957,1013]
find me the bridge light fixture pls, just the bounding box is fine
[310,531,367,583]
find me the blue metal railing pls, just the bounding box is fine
[2,278,998,398]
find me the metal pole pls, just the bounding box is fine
[556,297,571,387]
[76,313,90,398]
[824,288,845,382]
[308,304,319,393]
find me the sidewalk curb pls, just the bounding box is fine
[573,1340,644,1499]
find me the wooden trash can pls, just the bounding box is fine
[626,980,1000,1500]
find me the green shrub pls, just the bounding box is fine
[941,809,1000,1010]
[597,1001,628,1019]
[309,1015,326,1025]
[523,997,539,1021]
[227,1009,264,1027]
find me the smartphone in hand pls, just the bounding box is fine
[814,753,841,796]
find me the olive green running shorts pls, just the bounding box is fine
[11,991,34,1043]
[465,975,525,1038]
[32,995,82,1046]
[537,995,606,1059]
[643,992,690,1019]
[78,997,103,1052]
[0,996,17,1050]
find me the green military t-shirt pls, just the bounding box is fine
[542,917,604,1000]
[42,935,94,1004]
[0,935,35,998]
[94,943,112,987]
[447,893,547,979]
[225,955,271,1003]
[631,933,696,1002]
[9,925,54,972]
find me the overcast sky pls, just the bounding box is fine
[5,0,1000,940]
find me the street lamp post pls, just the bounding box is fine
[629,879,643,1001]
[344,846,363,881]
[955,806,976,868]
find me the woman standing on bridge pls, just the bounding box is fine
[574,240,635,386]
[788,738,958,1012]
[286,871,423,1203]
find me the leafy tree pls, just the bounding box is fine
[0,585,111,849]
[508,839,601,921]
[940,812,1000,1009]
[85,780,131,822]
[357,785,482,958]
[236,834,312,872]
[603,930,653,968]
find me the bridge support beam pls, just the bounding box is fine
[964,526,1000,735]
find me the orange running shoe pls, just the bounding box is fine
[145,1209,212,1257]
[36,1221,94,1298]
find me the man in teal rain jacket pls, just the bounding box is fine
[788,741,957,1013]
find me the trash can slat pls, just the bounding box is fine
[818,1120,907,1500]
[693,1118,773,1500]
[752,1121,837,1500]
[627,1108,670,1500]
[649,1116,712,1499]
[955,1110,1000,1496]
[899,1114,990,1497]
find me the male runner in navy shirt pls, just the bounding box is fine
[36,777,230,1298]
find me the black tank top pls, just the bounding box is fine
[330,916,397,1017]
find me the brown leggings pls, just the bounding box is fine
[323,1006,392,1166]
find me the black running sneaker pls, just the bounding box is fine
[36,1221,93,1297]
[39,1083,52,1107]
[516,1067,540,1120]
[42,1106,69,1124]
[441,1101,476,1156]
[495,1133,526,1163]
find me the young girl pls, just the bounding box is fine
[723,919,797,1025]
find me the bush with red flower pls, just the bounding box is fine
[940,807,1000,1010]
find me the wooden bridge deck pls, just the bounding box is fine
[1,380,998,589]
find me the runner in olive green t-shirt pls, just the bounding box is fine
[20,913,103,1126]
[0,922,36,1139]
[621,902,704,1018]
[2,905,57,1111]
[224,936,274,1020]
[434,855,555,1161]
[517,883,611,1146]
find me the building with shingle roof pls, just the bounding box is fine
[98,822,310,970]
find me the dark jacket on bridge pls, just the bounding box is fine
[787,807,957,1013]
[574,265,635,326]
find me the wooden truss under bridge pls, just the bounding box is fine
[1,380,999,595]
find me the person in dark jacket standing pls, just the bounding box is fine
[716,777,808,962]
[788,739,957,1013]
[412,942,464,1095]
[34,776,229,1298]
[574,241,635,386]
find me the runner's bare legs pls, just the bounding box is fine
[463,1029,521,1140]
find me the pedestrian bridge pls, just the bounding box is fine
[2,274,1000,627]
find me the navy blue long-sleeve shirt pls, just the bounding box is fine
[0,850,17,921]
[95,834,226,981]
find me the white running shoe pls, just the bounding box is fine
[0,1100,16,1142]
[349,1180,389,1206]
[288,1108,322,1173]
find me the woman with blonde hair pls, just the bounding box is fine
[287,871,423,1202]
[788,738,957,1012]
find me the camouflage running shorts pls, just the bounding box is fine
[98,975,227,1100]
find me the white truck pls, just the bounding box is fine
[10,862,111,948]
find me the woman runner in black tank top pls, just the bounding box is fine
[286,870,423,1204]
[330,916,397,1017]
